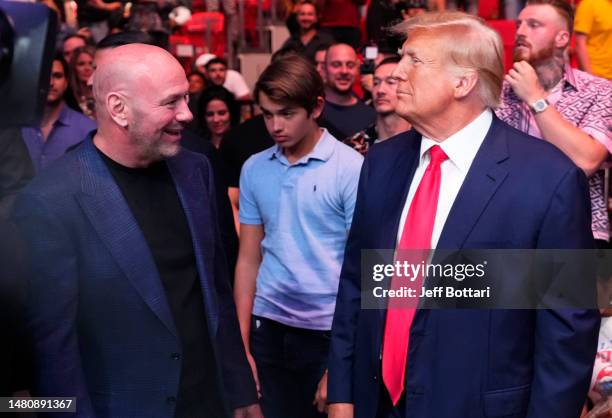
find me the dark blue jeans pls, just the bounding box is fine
[250,316,330,418]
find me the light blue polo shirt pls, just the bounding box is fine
[239,129,363,330]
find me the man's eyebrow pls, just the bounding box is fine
[260,105,295,114]
[161,92,186,103]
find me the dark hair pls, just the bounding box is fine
[188,71,207,83]
[96,31,156,50]
[50,54,70,103]
[526,0,574,33]
[296,0,321,19]
[314,44,329,54]
[270,47,301,62]
[205,57,227,70]
[63,34,89,48]
[198,86,240,134]
[254,54,324,114]
[52,53,70,80]
[375,55,401,70]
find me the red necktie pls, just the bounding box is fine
[382,145,448,405]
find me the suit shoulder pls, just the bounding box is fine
[367,130,418,161]
[501,121,579,173]
[330,135,364,162]
[20,148,83,200]
[177,146,213,169]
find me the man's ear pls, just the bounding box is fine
[311,96,325,119]
[107,92,128,128]
[453,70,479,100]
[555,30,570,49]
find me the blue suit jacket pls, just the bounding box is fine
[12,136,256,417]
[327,117,600,418]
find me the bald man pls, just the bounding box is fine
[12,44,261,418]
[318,44,375,141]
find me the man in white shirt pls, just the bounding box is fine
[195,54,251,101]
[327,11,599,418]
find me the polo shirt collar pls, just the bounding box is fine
[270,128,335,165]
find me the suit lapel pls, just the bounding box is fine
[167,154,219,336]
[436,116,510,250]
[376,131,421,322]
[75,139,178,336]
[380,130,422,250]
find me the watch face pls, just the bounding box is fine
[532,99,548,113]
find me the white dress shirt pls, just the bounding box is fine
[396,109,493,249]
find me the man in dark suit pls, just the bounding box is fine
[12,44,261,418]
[327,12,600,418]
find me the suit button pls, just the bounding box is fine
[373,375,377,381]
[171,353,181,360]
[167,396,176,404]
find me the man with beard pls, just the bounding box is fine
[280,0,334,63]
[12,44,261,418]
[344,56,412,155]
[496,0,612,246]
[21,55,96,174]
[318,43,376,141]
[205,57,251,102]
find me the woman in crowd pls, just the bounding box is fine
[198,85,240,149]
[68,45,96,120]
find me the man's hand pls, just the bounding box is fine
[76,27,92,41]
[106,2,123,11]
[246,351,261,398]
[233,403,264,418]
[328,402,354,418]
[313,370,328,413]
[505,60,547,104]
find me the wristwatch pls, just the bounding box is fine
[529,98,550,114]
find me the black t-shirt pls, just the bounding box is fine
[99,151,226,417]
[218,115,274,188]
[318,99,376,141]
[281,31,335,63]
[181,129,239,281]
[76,0,112,23]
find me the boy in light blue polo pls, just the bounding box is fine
[233,54,363,418]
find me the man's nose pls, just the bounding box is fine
[272,117,283,132]
[392,62,407,80]
[176,98,193,123]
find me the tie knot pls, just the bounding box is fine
[429,145,448,166]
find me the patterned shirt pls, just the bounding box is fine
[496,65,612,241]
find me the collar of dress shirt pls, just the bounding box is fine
[419,109,493,174]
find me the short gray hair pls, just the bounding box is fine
[394,12,504,108]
